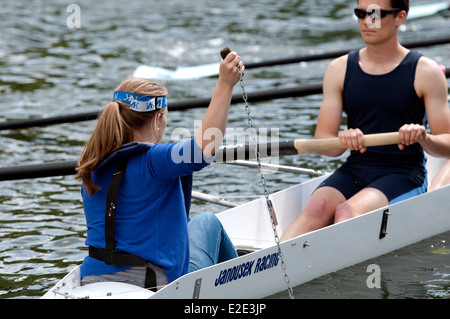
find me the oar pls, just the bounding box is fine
[214,132,419,162]
[0,160,78,181]
[2,64,449,131]
[191,191,240,207]
[227,160,325,176]
[133,35,450,80]
[0,83,323,130]
[0,132,417,181]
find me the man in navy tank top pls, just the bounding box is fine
[281,0,450,241]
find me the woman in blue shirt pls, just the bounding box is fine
[75,51,244,290]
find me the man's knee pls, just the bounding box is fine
[334,202,353,223]
[303,199,327,218]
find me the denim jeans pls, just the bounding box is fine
[188,212,238,272]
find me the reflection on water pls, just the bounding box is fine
[0,0,449,298]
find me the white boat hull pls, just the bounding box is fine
[42,156,450,299]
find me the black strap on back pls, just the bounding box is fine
[88,158,157,291]
[180,174,193,219]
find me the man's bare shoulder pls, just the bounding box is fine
[323,54,348,89]
[415,56,447,97]
[326,54,348,74]
[416,56,446,79]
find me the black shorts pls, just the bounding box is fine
[316,159,427,204]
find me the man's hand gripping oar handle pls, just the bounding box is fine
[293,132,425,154]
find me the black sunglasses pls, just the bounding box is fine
[354,7,402,19]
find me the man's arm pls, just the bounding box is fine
[314,55,349,157]
[410,57,450,157]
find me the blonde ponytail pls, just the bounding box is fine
[76,78,168,196]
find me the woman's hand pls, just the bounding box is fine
[218,51,244,87]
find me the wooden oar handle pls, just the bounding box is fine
[293,132,424,154]
[220,47,232,59]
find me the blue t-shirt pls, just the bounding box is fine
[80,138,212,283]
